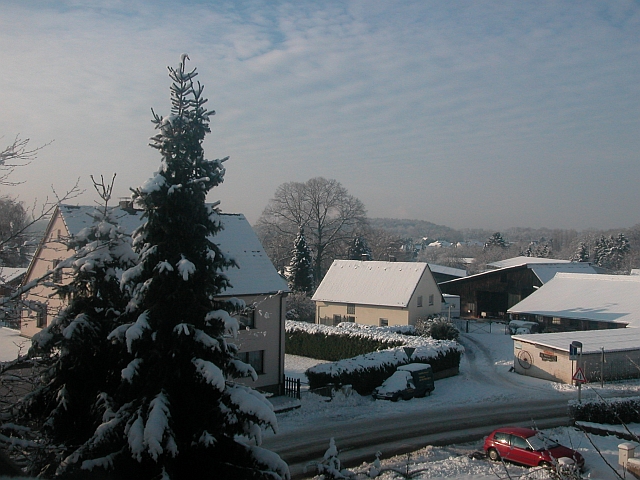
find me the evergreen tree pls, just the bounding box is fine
[55,57,288,479]
[348,235,372,261]
[17,176,137,476]
[484,232,508,250]
[571,242,590,262]
[287,227,314,294]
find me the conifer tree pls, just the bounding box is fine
[56,56,288,480]
[16,176,137,476]
[484,232,508,250]
[287,227,314,294]
[348,235,372,261]
[571,241,590,262]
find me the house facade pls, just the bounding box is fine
[312,260,443,327]
[512,329,640,384]
[21,205,289,394]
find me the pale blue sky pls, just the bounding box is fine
[1,0,639,230]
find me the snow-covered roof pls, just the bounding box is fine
[513,328,640,354]
[487,256,571,269]
[312,260,431,308]
[508,273,640,327]
[58,205,287,297]
[213,214,289,296]
[0,267,26,284]
[427,263,467,278]
[529,263,599,283]
[441,259,598,286]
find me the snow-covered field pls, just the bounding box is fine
[281,328,640,479]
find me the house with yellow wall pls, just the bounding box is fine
[20,204,289,394]
[312,260,443,327]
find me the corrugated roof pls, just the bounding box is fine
[312,260,429,307]
[508,273,640,327]
[427,263,467,278]
[530,263,599,283]
[59,205,287,296]
[513,328,640,354]
[488,256,571,269]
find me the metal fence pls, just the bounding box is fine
[283,376,301,399]
[453,319,509,335]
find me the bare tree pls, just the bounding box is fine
[257,177,367,282]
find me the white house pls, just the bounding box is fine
[312,260,443,327]
[21,205,289,393]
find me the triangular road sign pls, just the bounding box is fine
[573,367,586,383]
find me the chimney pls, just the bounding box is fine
[361,253,369,261]
[389,255,396,262]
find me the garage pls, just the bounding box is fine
[512,329,640,384]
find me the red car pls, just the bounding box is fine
[484,427,585,471]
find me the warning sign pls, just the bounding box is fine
[572,367,586,384]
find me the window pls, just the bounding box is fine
[552,317,562,325]
[333,314,342,326]
[417,296,423,308]
[494,432,510,445]
[239,350,264,375]
[346,317,355,323]
[428,294,434,306]
[379,318,388,327]
[347,304,355,315]
[510,435,530,450]
[52,259,62,283]
[36,304,48,328]
[235,309,255,329]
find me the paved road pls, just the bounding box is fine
[263,397,571,479]
[264,333,576,478]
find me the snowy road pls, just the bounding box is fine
[266,330,640,478]
[263,398,571,478]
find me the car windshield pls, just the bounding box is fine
[527,433,560,451]
[376,371,412,394]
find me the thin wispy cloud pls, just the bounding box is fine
[1,0,639,230]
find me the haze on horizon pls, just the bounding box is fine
[1,1,639,232]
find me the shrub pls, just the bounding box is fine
[415,316,459,341]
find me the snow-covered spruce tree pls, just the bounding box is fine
[13,176,137,476]
[58,57,288,480]
[484,232,507,250]
[571,241,590,263]
[348,235,372,261]
[287,227,314,294]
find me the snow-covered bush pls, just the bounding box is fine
[570,395,640,425]
[415,316,459,341]
[294,321,464,395]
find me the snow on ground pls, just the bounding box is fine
[0,327,29,362]
[281,328,640,479]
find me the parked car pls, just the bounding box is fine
[508,320,539,335]
[484,427,585,471]
[372,363,434,401]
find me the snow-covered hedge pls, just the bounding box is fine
[285,321,464,395]
[286,321,419,361]
[570,396,640,425]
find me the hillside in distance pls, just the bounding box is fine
[369,218,465,243]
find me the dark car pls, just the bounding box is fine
[484,427,585,471]
[372,363,434,401]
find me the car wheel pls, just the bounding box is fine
[539,461,552,469]
[391,394,399,402]
[487,449,500,462]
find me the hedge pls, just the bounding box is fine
[570,396,640,425]
[306,346,462,395]
[286,330,402,361]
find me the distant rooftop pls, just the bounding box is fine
[513,327,640,354]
